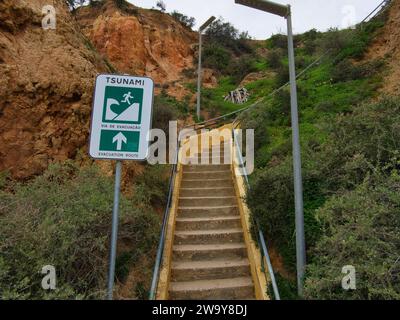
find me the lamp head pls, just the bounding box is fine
[235,0,289,17]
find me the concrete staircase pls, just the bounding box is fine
[168,144,256,300]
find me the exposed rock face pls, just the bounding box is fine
[76,1,197,97]
[0,0,199,180]
[203,68,218,88]
[0,0,111,179]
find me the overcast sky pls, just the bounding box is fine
[128,0,384,39]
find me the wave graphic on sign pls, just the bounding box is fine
[105,98,140,122]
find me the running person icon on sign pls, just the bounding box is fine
[122,91,133,104]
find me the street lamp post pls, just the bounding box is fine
[235,0,306,296]
[197,16,216,121]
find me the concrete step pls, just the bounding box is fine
[179,196,236,207]
[184,164,231,172]
[181,178,232,188]
[178,205,239,218]
[173,243,247,261]
[183,145,231,154]
[169,277,255,300]
[180,187,235,197]
[194,149,232,157]
[175,216,241,231]
[171,259,250,282]
[193,151,232,158]
[189,153,232,160]
[183,171,231,180]
[174,228,244,245]
[182,157,233,165]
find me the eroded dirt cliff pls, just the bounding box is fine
[0,0,199,180]
[364,0,400,94]
[0,0,111,179]
[76,0,197,99]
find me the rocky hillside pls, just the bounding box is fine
[0,0,199,180]
[1,0,398,181]
[75,0,197,99]
[0,0,112,179]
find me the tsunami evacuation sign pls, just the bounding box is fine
[89,74,154,161]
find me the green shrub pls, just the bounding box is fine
[239,103,269,151]
[267,49,283,70]
[317,28,355,56]
[0,171,10,190]
[323,17,387,62]
[246,97,400,292]
[316,97,400,193]
[267,89,290,125]
[0,162,160,299]
[205,19,253,55]
[170,11,196,29]
[275,64,289,87]
[112,0,138,15]
[302,29,320,55]
[202,44,231,74]
[304,171,400,300]
[331,60,384,83]
[247,154,323,272]
[268,34,287,50]
[134,164,169,207]
[152,94,181,133]
[268,273,298,300]
[228,55,258,84]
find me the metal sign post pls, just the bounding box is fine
[88,74,154,300]
[107,160,122,300]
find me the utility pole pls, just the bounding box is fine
[234,0,306,296]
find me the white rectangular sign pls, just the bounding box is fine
[89,74,154,161]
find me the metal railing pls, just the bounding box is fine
[148,1,394,298]
[361,0,391,24]
[149,140,180,300]
[232,127,280,300]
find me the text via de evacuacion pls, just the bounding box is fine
[101,124,142,130]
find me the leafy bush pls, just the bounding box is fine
[237,12,390,299]
[202,44,231,74]
[301,29,320,55]
[113,0,138,15]
[275,64,290,87]
[268,34,287,50]
[316,28,355,56]
[317,14,387,63]
[152,94,180,133]
[170,11,195,29]
[304,171,400,300]
[228,55,258,84]
[245,95,400,297]
[268,273,298,300]
[267,89,290,125]
[239,103,269,151]
[134,164,169,207]
[316,97,400,193]
[246,155,323,272]
[267,49,283,69]
[205,19,253,55]
[0,162,160,299]
[331,60,384,83]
